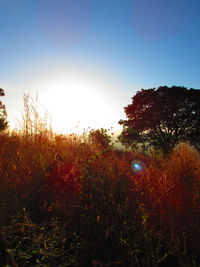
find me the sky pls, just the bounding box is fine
[1,0,200,133]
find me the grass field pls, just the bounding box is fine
[0,132,199,266]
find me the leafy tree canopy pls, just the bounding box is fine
[118,127,144,150]
[119,86,200,155]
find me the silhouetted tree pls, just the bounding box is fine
[118,126,145,150]
[0,88,8,132]
[119,86,200,155]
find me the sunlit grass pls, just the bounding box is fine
[0,132,199,266]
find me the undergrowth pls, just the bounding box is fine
[0,133,199,266]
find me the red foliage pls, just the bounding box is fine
[46,163,81,203]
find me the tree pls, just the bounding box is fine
[118,126,144,150]
[119,86,200,155]
[0,88,8,132]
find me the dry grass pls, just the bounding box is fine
[0,133,199,266]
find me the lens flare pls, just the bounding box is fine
[131,160,144,174]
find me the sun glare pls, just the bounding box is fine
[39,76,114,133]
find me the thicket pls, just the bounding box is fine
[0,132,199,266]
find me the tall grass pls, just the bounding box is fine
[0,132,199,266]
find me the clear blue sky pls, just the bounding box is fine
[1,0,200,133]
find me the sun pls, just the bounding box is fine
[39,76,111,133]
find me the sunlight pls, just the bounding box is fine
[39,76,113,133]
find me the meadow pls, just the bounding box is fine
[0,132,199,266]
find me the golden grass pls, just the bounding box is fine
[0,133,199,266]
